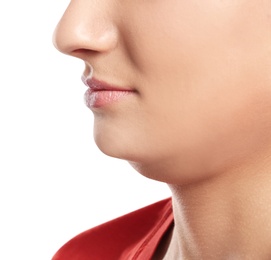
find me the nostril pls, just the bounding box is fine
[71,49,100,60]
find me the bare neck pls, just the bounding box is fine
[168,158,271,259]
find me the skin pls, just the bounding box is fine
[54,0,271,259]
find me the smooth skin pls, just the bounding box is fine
[54,1,271,259]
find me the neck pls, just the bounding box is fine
[168,156,271,259]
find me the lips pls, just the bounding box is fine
[81,76,136,109]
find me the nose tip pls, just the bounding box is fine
[53,2,119,57]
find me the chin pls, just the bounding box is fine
[93,129,137,161]
[92,115,149,161]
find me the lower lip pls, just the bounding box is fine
[84,89,135,109]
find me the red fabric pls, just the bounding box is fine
[52,198,173,260]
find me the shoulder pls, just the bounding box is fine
[52,198,172,260]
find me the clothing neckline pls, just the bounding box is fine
[123,198,174,260]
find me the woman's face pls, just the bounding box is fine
[54,1,271,184]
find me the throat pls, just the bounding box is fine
[167,165,271,259]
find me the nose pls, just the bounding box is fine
[53,1,119,59]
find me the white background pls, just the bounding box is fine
[0,1,171,259]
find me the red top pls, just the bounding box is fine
[52,198,173,260]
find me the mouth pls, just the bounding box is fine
[81,76,136,109]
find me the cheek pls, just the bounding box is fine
[122,0,267,81]
[130,87,271,184]
[121,1,229,74]
[129,45,271,182]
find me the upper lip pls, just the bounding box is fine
[81,75,134,92]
